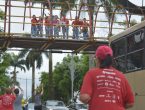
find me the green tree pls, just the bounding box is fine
[19,49,49,101]
[40,54,90,103]
[9,53,26,84]
[0,53,13,94]
[119,19,137,28]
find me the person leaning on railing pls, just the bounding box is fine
[72,16,81,39]
[53,15,60,38]
[81,18,89,40]
[31,15,38,37]
[61,15,69,39]
[37,16,43,37]
[44,16,49,37]
[44,16,53,38]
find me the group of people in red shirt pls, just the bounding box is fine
[31,15,90,40]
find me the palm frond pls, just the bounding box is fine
[43,51,49,58]
[36,55,43,69]
[18,48,30,58]
[17,59,26,65]
[17,65,26,72]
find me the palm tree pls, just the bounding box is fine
[119,19,137,28]
[9,53,26,84]
[19,49,49,101]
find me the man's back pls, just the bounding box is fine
[13,94,23,110]
[80,67,134,110]
[0,94,16,110]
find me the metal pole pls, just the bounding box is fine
[4,0,8,34]
[26,78,27,99]
[8,0,11,36]
[71,78,74,100]
[69,54,75,101]
[23,2,27,30]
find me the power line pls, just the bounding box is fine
[17,77,40,80]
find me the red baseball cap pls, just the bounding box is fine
[95,45,113,60]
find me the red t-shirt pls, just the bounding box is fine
[0,94,16,110]
[72,20,81,27]
[80,67,134,110]
[31,18,38,26]
[0,100,2,109]
[37,19,43,26]
[61,18,69,24]
[53,19,59,26]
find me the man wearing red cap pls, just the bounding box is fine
[79,45,134,110]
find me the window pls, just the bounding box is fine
[113,57,126,73]
[127,29,144,52]
[111,28,145,73]
[126,50,144,71]
[111,38,126,57]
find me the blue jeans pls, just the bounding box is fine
[45,26,53,37]
[31,26,37,37]
[49,27,53,37]
[66,27,69,39]
[62,26,69,39]
[73,27,79,39]
[37,25,43,37]
[45,26,49,37]
[53,26,59,38]
[83,31,89,40]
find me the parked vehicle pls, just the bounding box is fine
[42,100,69,110]
[68,103,88,110]
[27,103,35,110]
[75,103,88,110]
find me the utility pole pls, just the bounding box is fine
[69,54,75,101]
[26,78,27,99]
[89,54,95,69]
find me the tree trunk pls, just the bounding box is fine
[49,51,52,74]
[89,54,95,69]
[32,62,35,102]
[13,67,16,84]
[48,51,54,99]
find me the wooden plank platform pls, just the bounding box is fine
[0,35,109,53]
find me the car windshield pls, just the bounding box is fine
[46,101,65,106]
[28,103,34,109]
[76,104,87,109]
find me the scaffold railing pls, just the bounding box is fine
[1,0,137,38]
[0,0,144,53]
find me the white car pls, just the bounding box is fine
[27,103,35,110]
[42,100,69,110]
[75,103,88,110]
[68,103,88,110]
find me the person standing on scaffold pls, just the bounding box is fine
[31,15,38,37]
[37,16,43,37]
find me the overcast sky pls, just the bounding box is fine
[0,0,144,99]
